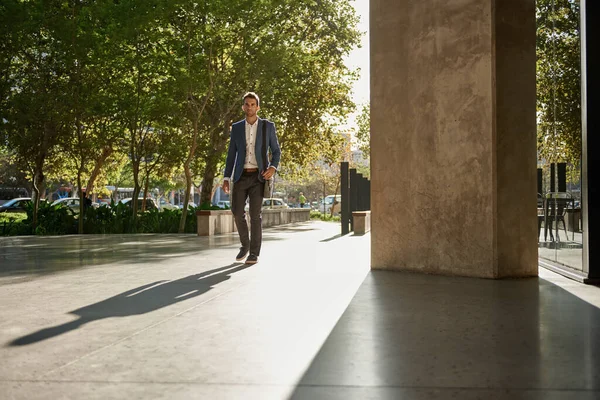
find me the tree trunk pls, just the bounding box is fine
[330,178,340,218]
[200,163,217,206]
[31,122,55,232]
[210,184,219,206]
[130,159,141,233]
[31,168,44,233]
[37,180,46,202]
[178,117,200,233]
[31,152,47,233]
[85,146,113,196]
[131,159,141,216]
[77,173,84,234]
[178,163,193,233]
[142,174,150,212]
[200,121,230,206]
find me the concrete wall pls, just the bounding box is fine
[371,0,537,278]
[261,209,311,227]
[197,209,311,236]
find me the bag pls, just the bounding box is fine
[262,120,275,198]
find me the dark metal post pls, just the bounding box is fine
[360,177,368,211]
[341,162,350,235]
[557,162,567,192]
[356,173,363,211]
[350,169,358,231]
[366,179,371,210]
[550,163,556,193]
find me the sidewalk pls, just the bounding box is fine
[0,221,370,399]
[1,221,600,399]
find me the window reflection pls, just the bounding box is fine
[536,0,583,271]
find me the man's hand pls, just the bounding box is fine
[223,180,230,194]
[262,166,276,180]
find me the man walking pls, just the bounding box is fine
[222,92,281,264]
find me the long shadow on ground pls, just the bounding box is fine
[8,263,251,346]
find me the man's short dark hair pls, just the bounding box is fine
[242,92,260,107]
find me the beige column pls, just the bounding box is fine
[370,0,538,278]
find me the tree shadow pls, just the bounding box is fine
[8,262,251,346]
[0,232,287,277]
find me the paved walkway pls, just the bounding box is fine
[1,221,600,399]
[0,222,369,399]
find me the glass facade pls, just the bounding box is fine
[536,0,584,273]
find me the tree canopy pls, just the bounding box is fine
[0,0,362,231]
[536,0,581,165]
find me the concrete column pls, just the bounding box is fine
[371,0,537,278]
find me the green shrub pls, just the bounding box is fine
[155,208,182,233]
[199,202,223,210]
[0,212,27,223]
[310,210,341,222]
[185,207,198,233]
[26,201,77,235]
[0,212,30,236]
[82,203,120,234]
[0,198,202,236]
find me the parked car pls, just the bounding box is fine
[178,202,197,209]
[51,197,99,213]
[119,197,159,211]
[159,198,178,211]
[265,198,289,209]
[0,197,32,213]
[216,200,230,209]
[0,188,29,206]
[96,198,113,207]
[322,195,341,215]
[245,198,288,211]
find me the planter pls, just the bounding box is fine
[352,211,371,235]
[196,208,311,236]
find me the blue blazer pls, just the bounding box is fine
[224,118,281,183]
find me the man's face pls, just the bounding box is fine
[242,97,260,118]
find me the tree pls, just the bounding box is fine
[107,0,179,221]
[194,0,362,204]
[164,0,216,231]
[307,132,347,215]
[355,103,370,156]
[1,1,74,229]
[0,149,30,193]
[60,0,124,232]
[1,0,364,234]
[536,0,581,165]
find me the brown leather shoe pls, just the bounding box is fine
[236,248,249,262]
[245,254,258,264]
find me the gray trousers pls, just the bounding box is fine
[231,171,264,256]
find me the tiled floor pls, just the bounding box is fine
[1,221,599,399]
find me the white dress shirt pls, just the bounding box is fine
[244,119,259,169]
